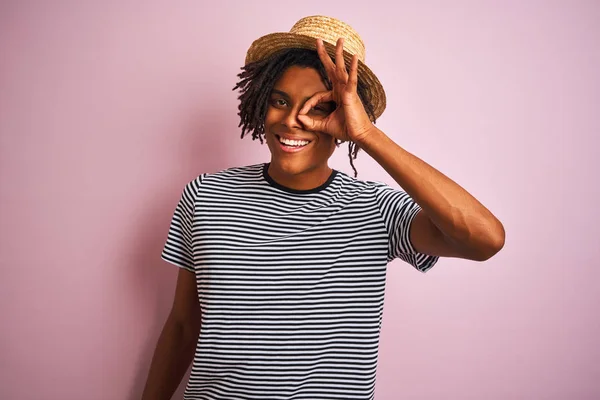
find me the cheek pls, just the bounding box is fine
[328,140,337,157]
[316,133,336,155]
[265,130,278,152]
[264,109,284,138]
[263,111,277,141]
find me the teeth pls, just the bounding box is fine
[279,136,309,147]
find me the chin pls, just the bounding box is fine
[272,157,316,176]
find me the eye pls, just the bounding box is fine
[310,105,333,116]
[309,101,336,115]
[270,98,288,108]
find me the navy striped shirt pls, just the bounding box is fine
[161,163,438,400]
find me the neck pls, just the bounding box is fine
[267,162,333,191]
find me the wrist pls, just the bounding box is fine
[354,126,385,148]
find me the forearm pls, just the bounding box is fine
[357,127,505,255]
[141,317,199,400]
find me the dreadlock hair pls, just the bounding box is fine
[232,48,377,178]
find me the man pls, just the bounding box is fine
[142,15,504,400]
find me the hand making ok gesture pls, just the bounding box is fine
[297,38,375,143]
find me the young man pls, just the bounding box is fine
[142,16,505,400]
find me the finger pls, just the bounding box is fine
[299,90,334,115]
[316,39,336,76]
[347,54,359,93]
[335,38,348,79]
[297,114,326,132]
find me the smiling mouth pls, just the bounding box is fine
[276,135,311,149]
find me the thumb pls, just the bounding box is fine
[297,114,326,132]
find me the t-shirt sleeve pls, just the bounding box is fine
[161,175,204,273]
[374,184,439,273]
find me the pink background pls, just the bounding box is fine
[1,1,599,399]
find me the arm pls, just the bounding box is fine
[358,127,505,261]
[141,268,201,400]
[297,38,505,261]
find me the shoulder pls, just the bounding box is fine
[187,163,263,187]
[334,171,414,211]
[174,164,263,203]
[203,163,263,179]
[334,169,393,193]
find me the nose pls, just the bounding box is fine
[282,106,303,131]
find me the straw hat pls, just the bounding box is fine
[245,15,386,120]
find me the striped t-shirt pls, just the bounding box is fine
[161,163,439,400]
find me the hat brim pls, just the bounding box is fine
[245,32,386,120]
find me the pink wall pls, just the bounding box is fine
[1,1,599,399]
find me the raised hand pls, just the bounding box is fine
[297,38,375,143]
